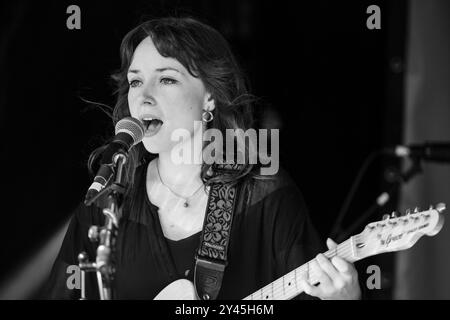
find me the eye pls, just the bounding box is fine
[129,79,142,88]
[160,77,178,85]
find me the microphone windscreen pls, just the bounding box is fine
[115,117,145,146]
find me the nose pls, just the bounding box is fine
[139,81,157,106]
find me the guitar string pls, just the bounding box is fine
[245,236,359,300]
[244,238,353,300]
[256,246,354,299]
[257,255,353,300]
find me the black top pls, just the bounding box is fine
[42,163,325,300]
[165,231,201,280]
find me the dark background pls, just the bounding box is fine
[0,0,407,299]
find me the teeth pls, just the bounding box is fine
[140,116,163,132]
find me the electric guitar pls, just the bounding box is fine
[154,203,446,300]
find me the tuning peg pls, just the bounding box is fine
[391,211,399,218]
[382,214,390,220]
[436,203,446,213]
[429,205,434,210]
[405,208,411,215]
[413,207,420,213]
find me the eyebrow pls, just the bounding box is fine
[127,67,181,74]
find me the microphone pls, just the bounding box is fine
[384,141,450,163]
[85,117,145,204]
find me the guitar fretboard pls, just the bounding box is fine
[243,236,359,300]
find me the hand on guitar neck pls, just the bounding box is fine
[299,238,361,300]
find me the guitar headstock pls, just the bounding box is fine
[353,203,445,259]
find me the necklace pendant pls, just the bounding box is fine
[183,201,189,208]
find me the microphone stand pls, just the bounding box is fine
[78,153,128,300]
[335,158,423,243]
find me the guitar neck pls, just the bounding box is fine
[242,205,445,300]
[243,236,359,300]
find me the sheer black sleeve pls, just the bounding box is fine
[263,184,326,300]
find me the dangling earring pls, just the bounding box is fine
[202,110,214,122]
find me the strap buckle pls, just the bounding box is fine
[195,256,227,272]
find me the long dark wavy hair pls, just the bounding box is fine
[88,17,259,192]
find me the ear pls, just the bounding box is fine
[203,93,216,112]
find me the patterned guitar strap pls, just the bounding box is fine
[194,163,245,300]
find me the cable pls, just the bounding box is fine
[329,150,381,240]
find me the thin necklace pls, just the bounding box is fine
[156,160,204,208]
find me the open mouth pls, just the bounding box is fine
[141,117,164,136]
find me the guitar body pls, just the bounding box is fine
[154,279,198,300]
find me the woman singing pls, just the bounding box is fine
[43,16,361,300]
